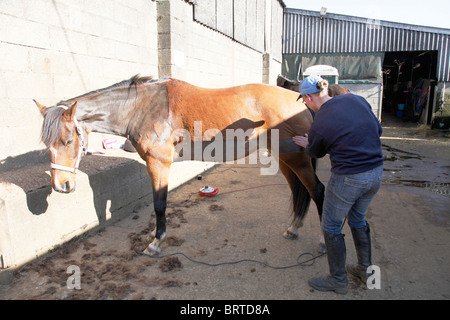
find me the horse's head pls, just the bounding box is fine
[327,84,350,97]
[277,75,300,92]
[34,100,87,193]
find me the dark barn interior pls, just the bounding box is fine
[382,50,438,124]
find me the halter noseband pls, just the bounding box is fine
[50,105,86,174]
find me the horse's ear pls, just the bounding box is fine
[33,100,47,114]
[65,101,78,120]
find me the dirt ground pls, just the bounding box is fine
[1,112,449,302]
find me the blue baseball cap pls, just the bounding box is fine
[299,75,324,95]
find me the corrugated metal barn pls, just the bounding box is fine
[282,8,450,126]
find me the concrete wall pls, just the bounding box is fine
[0,145,213,269]
[0,0,159,161]
[1,0,283,162]
[0,153,151,269]
[158,0,282,87]
[0,0,284,271]
[0,0,160,272]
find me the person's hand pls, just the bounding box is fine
[292,134,308,148]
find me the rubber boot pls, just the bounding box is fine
[347,224,372,285]
[309,232,348,294]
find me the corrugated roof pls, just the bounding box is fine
[283,8,450,82]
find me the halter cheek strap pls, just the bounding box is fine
[50,106,86,174]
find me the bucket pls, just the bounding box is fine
[397,104,405,111]
[396,110,404,118]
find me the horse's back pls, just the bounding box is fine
[165,79,311,138]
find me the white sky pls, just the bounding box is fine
[283,0,450,30]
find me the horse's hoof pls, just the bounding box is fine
[146,229,156,242]
[283,230,298,240]
[142,245,160,257]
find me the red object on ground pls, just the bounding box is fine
[199,186,219,197]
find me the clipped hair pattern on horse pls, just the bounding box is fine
[41,75,158,146]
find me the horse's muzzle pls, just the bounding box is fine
[54,180,75,194]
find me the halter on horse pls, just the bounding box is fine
[35,75,325,255]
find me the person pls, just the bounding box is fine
[292,75,384,294]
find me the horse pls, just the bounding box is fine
[34,75,325,256]
[276,74,300,92]
[276,74,350,97]
[327,84,350,96]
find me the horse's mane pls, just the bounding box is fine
[41,75,155,146]
[56,74,155,106]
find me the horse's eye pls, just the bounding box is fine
[65,139,73,146]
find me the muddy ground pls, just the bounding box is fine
[1,112,449,302]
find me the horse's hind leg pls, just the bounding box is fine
[306,159,326,253]
[293,158,326,253]
[279,161,303,240]
[280,153,325,251]
[310,158,325,221]
[142,158,170,256]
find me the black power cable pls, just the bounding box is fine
[139,250,325,270]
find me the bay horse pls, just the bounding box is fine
[34,75,325,256]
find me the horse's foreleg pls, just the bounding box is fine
[146,186,168,255]
[143,159,170,256]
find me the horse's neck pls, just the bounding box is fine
[75,93,135,137]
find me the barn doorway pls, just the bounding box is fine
[382,51,438,124]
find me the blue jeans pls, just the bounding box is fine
[321,165,383,234]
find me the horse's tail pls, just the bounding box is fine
[289,158,318,227]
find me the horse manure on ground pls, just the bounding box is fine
[159,256,183,272]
